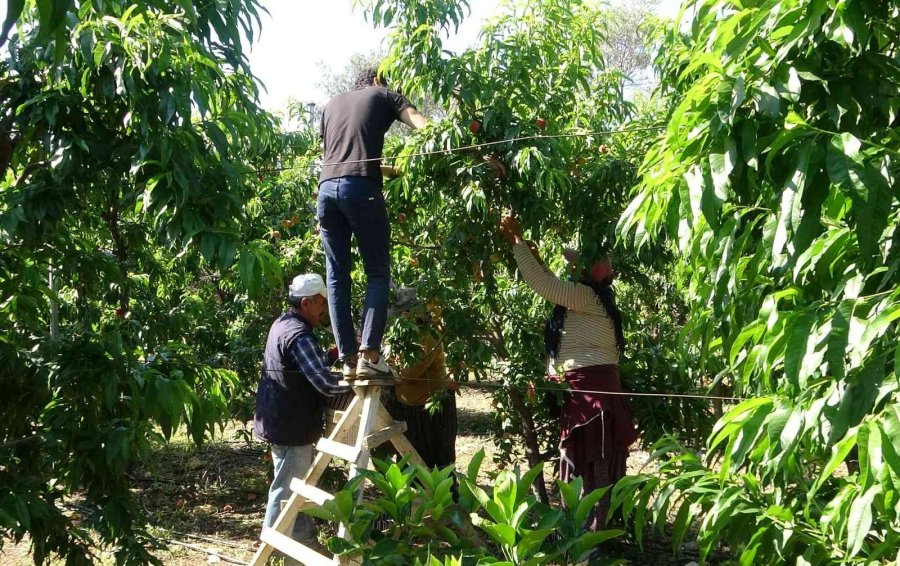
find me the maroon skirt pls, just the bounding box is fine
[559,364,638,530]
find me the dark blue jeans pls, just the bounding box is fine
[317,176,390,360]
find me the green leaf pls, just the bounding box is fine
[729,322,764,366]
[0,0,25,45]
[879,424,900,494]
[575,485,609,529]
[846,485,878,557]
[238,246,259,296]
[791,170,828,259]
[471,516,516,548]
[784,310,817,385]
[466,448,485,481]
[200,233,217,263]
[854,303,900,366]
[465,480,490,510]
[370,537,398,558]
[779,407,804,453]
[739,526,769,566]
[573,529,624,558]
[493,472,517,521]
[709,396,774,451]
[709,142,735,200]
[217,237,238,271]
[741,119,758,169]
[517,462,544,504]
[852,163,894,266]
[670,498,692,552]
[48,0,70,37]
[556,477,579,510]
[325,535,355,555]
[814,428,858,493]
[826,301,854,379]
[765,405,792,445]
[517,527,553,558]
[827,137,892,264]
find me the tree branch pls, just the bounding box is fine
[15,161,46,186]
[483,288,549,503]
[0,435,40,449]
[102,204,130,311]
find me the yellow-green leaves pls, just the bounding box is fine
[614,0,900,562]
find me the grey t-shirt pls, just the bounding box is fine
[319,86,413,184]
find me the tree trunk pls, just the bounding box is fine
[507,385,550,503]
[483,274,549,503]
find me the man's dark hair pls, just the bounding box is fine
[353,67,386,90]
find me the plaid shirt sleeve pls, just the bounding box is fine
[289,335,350,397]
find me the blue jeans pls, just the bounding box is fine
[317,176,390,359]
[263,444,315,543]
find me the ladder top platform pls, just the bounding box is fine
[338,378,397,387]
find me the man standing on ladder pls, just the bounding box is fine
[318,66,428,380]
[254,273,351,554]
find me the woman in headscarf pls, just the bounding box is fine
[383,286,457,470]
[498,215,637,531]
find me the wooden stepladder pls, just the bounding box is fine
[249,379,425,565]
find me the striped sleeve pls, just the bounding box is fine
[512,242,595,311]
[290,335,350,397]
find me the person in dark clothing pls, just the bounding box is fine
[318,67,428,380]
[254,273,351,549]
[384,286,457,470]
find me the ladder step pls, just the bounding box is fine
[260,528,333,566]
[316,437,361,462]
[290,479,335,505]
[366,421,408,449]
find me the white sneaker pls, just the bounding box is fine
[341,357,357,379]
[356,355,394,378]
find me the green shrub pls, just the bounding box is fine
[305,450,624,565]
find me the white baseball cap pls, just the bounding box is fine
[289,274,328,300]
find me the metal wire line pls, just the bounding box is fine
[384,375,745,402]
[256,368,744,402]
[405,376,745,401]
[274,124,667,169]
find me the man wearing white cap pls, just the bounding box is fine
[254,273,350,550]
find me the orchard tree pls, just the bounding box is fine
[318,51,388,99]
[0,0,292,562]
[344,0,713,501]
[601,0,658,82]
[614,0,900,563]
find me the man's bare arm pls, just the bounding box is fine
[398,107,428,129]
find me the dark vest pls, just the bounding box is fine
[253,312,327,446]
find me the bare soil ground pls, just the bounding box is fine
[1,389,720,565]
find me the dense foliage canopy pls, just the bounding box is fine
[614,0,900,563]
[1,0,897,564]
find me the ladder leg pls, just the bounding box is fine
[250,397,362,565]
[304,396,361,485]
[375,406,426,467]
[253,384,424,565]
[336,385,383,542]
[249,490,306,565]
[347,385,381,498]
